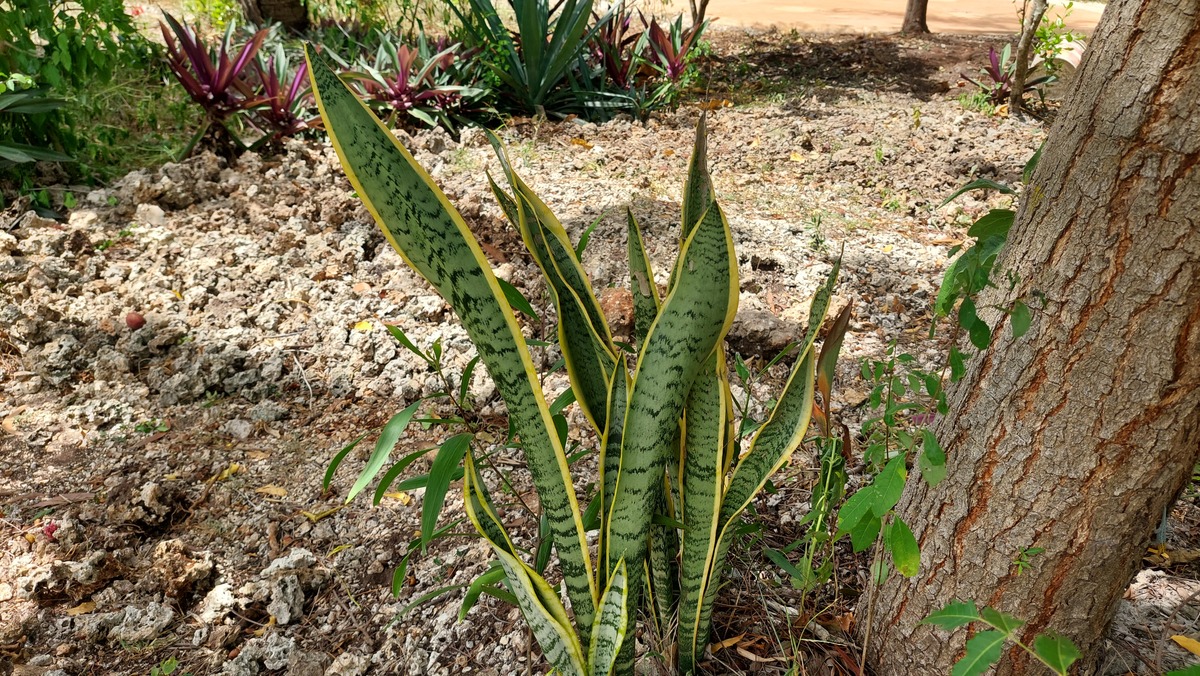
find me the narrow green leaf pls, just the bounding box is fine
[887,517,920,577]
[550,387,577,415]
[922,600,982,630]
[372,447,436,505]
[938,178,1016,207]
[498,278,540,321]
[422,434,473,546]
[385,323,435,366]
[347,400,423,503]
[324,432,367,491]
[458,355,481,405]
[1023,143,1044,183]
[460,565,507,621]
[1010,300,1031,339]
[400,583,468,617]
[951,630,1006,676]
[575,211,604,260]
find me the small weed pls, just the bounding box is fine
[150,656,192,676]
[807,212,828,254]
[958,89,997,115]
[134,419,169,434]
[912,105,922,129]
[874,143,885,165]
[1013,546,1045,576]
[95,239,114,252]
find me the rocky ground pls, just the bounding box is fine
[1,30,1198,676]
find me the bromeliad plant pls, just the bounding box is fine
[306,45,850,675]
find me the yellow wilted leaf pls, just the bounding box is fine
[253,615,276,637]
[570,137,593,149]
[164,473,180,481]
[710,633,744,653]
[216,462,242,481]
[302,506,343,523]
[66,601,96,616]
[255,485,288,497]
[172,289,184,300]
[1172,635,1200,656]
[353,320,372,332]
[749,137,760,149]
[383,491,412,506]
[699,98,732,110]
[327,543,353,557]
[789,152,805,163]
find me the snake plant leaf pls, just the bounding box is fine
[464,453,587,676]
[626,208,661,350]
[604,197,738,633]
[588,558,630,676]
[670,111,715,293]
[488,136,618,435]
[597,366,629,577]
[305,46,596,640]
[677,355,732,672]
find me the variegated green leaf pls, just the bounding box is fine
[305,47,596,641]
[626,208,661,350]
[677,354,731,672]
[605,198,738,658]
[670,112,715,293]
[588,558,630,676]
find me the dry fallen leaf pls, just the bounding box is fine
[247,450,270,460]
[352,282,371,293]
[302,506,343,523]
[215,462,242,482]
[255,485,288,498]
[710,633,744,653]
[383,491,412,506]
[789,152,805,163]
[253,615,276,637]
[571,137,593,149]
[736,646,787,663]
[699,98,733,110]
[1171,635,1200,656]
[66,601,96,616]
[353,320,372,332]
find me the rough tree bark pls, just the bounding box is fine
[238,0,308,30]
[1010,0,1049,113]
[689,0,711,29]
[901,0,930,34]
[867,0,1200,673]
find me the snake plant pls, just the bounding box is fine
[306,45,849,675]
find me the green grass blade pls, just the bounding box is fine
[306,46,596,637]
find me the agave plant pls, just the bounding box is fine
[306,46,852,675]
[450,0,607,114]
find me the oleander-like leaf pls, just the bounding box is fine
[306,46,596,640]
[1032,633,1081,675]
[922,600,982,630]
[952,630,1006,676]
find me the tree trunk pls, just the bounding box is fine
[901,0,930,34]
[689,0,711,29]
[239,0,308,30]
[1010,0,1049,113]
[867,0,1200,673]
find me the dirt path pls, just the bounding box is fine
[665,0,1104,34]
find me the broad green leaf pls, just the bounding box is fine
[324,432,367,491]
[980,606,1025,635]
[1165,666,1200,676]
[347,400,423,503]
[872,455,908,517]
[887,517,920,577]
[307,47,596,638]
[918,430,947,486]
[1032,633,1081,675]
[588,558,629,676]
[966,209,1016,240]
[922,600,982,630]
[959,298,991,351]
[952,630,1006,676]
[498,278,540,321]
[421,434,472,547]
[850,513,882,552]
[836,485,878,535]
[949,345,968,382]
[1023,143,1043,183]
[1010,300,1031,339]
